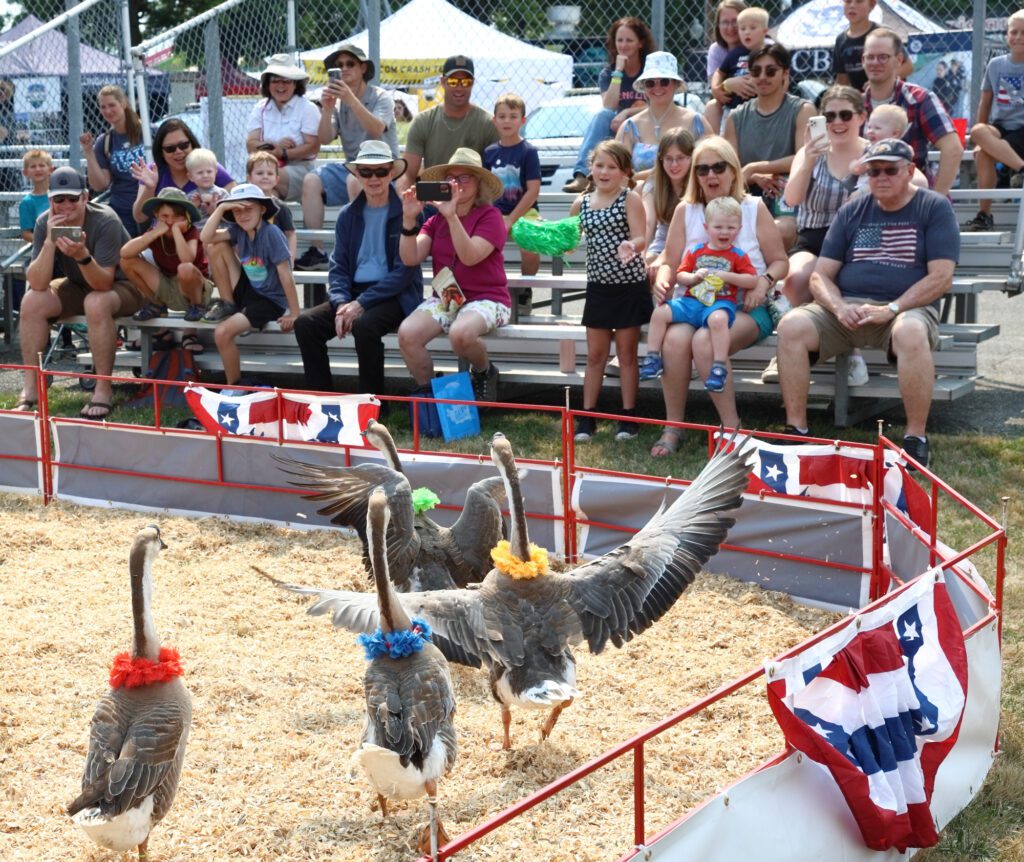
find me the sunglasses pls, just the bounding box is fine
[695,161,729,177]
[269,76,296,85]
[866,165,904,177]
[824,110,856,123]
[445,77,473,88]
[645,78,674,88]
[356,166,391,178]
[162,140,192,153]
[51,194,81,204]
[337,60,361,68]
[749,65,781,78]
[444,173,475,185]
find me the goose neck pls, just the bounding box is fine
[129,545,160,662]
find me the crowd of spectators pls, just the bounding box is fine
[10,0,1016,468]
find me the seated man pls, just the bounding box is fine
[15,166,145,419]
[293,140,422,402]
[776,140,960,468]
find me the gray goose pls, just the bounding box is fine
[272,433,752,749]
[275,418,506,591]
[282,488,458,857]
[68,525,192,859]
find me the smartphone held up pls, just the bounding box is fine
[416,181,452,202]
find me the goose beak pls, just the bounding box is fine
[145,524,167,551]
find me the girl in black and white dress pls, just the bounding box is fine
[569,140,650,442]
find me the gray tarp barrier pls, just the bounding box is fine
[0,413,43,494]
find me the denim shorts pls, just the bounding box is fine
[313,161,351,207]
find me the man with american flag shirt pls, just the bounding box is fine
[776,138,959,468]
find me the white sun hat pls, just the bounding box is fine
[634,52,684,92]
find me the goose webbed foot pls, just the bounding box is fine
[540,697,574,741]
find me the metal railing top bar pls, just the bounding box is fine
[131,0,253,55]
[0,0,107,61]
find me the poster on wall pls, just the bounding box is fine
[905,30,971,121]
[14,76,61,117]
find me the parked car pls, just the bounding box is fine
[524,92,706,191]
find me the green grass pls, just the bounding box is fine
[2,378,1021,856]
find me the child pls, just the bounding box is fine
[120,188,214,344]
[15,150,52,312]
[643,128,694,278]
[246,151,298,261]
[705,6,769,133]
[963,10,1024,231]
[186,148,228,221]
[199,184,300,387]
[484,93,541,276]
[639,196,757,391]
[568,140,648,442]
[850,106,929,194]
[833,0,913,91]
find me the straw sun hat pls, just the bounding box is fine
[420,147,503,202]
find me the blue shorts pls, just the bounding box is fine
[313,161,351,206]
[668,297,736,329]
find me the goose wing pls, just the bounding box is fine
[274,456,420,581]
[448,475,506,584]
[69,693,190,818]
[561,440,752,654]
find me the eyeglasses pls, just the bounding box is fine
[866,165,904,177]
[862,53,893,64]
[444,173,475,185]
[269,76,296,85]
[445,77,473,89]
[662,155,691,165]
[645,78,674,88]
[337,60,360,68]
[357,166,392,178]
[695,161,729,177]
[824,110,856,123]
[161,140,192,153]
[50,194,81,204]
[749,65,781,78]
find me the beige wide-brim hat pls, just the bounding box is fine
[343,139,408,179]
[420,147,503,202]
[261,53,309,82]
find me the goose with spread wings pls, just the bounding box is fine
[274,433,752,749]
[276,419,505,591]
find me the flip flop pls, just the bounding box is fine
[80,400,113,420]
[181,334,205,354]
[13,398,37,412]
[650,429,682,458]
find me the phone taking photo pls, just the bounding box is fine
[808,116,827,142]
[416,181,452,202]
[51,226,83,242]
[328,68,343,83]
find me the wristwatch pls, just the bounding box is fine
[887,301,901,315]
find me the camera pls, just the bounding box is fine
[51,226,83,242]
[416,181,452,202]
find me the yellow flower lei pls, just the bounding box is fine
[490,540,549,579]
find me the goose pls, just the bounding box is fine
[281,488,458,857]
[275,418,506,591]
[68,525,192,859]
[271,432,752,749]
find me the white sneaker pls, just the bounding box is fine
[847,355,869,387]
[760,355,780,383]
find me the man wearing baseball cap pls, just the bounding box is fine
[775,138,960,468]
[14,166,145,419]
[400,54,498,189]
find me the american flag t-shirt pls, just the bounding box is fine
[996,74,1022,108]
[851,223,919,266]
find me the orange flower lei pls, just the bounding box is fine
[109,647,184,689]
[490,540,549,579]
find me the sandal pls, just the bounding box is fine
[181,334,204,354]
[650,429,682,458]
[704,362,729,393]
[80,400,113,420]
[132,302,169,322]
[12,398,37,412]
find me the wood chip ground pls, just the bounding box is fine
[0,493,841,861]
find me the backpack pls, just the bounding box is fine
[128,348,200,409]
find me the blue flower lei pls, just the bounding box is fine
[357,617,433,660]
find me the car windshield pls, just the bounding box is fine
[524,104,597,140]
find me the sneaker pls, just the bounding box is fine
[202,299,239,323]
[562,173,589,194]
[902,436,929,470]
[638,353,663,381]
[847,354,869,387]
[704,361,728,392]
[132,302,168,322]
[574,415,597,442]
[1011,170,1024,189]
[760,355,780,383]
[777,425,811,445]
[295,247,330,271]
[471,362,499,403]
[961,211,994,232]
[183,303,207,322]
[615,419,639,441]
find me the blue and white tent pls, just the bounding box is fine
[772,0,945,50]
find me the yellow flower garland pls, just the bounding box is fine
[490,540,549,579]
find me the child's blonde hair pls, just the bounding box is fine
[868,104,909,136]
[185,147,218,172]
[1009,9,1024,26]
[22,149,52,169]
[736,6,769,27]
[704,196,742,224]
[494,93,526,116]
[246,150,280,177]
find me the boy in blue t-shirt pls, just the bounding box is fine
[15,150,53,311]
[199,183,300,386]
[484,94,541,276]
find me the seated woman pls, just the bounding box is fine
[245,54,321,202]
[616,52,704,181]
[651,135,788,456]
[398,148,512,404]
[643,127,694,278]
[702,0,747,134]
[562,17,655,193]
